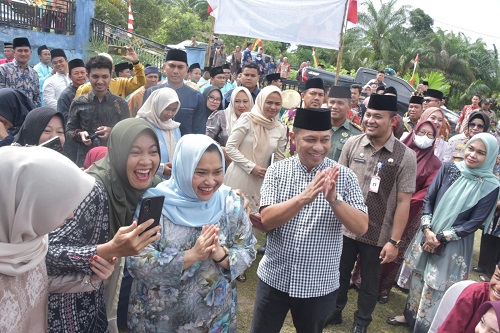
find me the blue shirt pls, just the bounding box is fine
[223,86,260,109]
[0,60,41,107]
[34,62,52,105]
[144,83,206,136]
[242,48,252,65]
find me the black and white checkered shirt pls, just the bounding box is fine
[257,156,367,298]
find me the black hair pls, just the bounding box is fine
[243,62,259,72]
[350,84,362,93]
[474,94,482,100]
[85,55,113,74]
[204,143,223,161]
[378,70,385,74]
[246,42,253,48]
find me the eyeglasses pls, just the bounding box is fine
[468,122,485,130]
[208,96,222,102]
[423,98,440,103]
[416,130,435,139]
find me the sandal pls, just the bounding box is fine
[386,316,408,327]
[236,273,247,282]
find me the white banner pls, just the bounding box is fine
[213,0,347,50]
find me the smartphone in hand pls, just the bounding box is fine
[138,195,165,235]
[107,45,126,56]
[39,136,64,154]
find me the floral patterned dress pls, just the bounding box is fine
[402,162,499,332]
[127,191,256,332]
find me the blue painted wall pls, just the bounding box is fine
[0,0,94,65]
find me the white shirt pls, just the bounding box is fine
[43,72,70,110]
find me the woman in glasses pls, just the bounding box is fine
[448,111,490,162]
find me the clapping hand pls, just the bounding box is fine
[191,224,219,262]
[323,166,340,203]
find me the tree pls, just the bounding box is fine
[95,0,127,27]
[409,8,434,37]
[152,7,211,45]
[131,0,166,37]
[357,0,409,67]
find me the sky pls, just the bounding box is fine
[390,0,500,48]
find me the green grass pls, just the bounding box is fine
[236,229,484,332]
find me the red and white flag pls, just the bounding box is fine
[127,1,134,37]
[207,0,220,18]
[347,0,358,24]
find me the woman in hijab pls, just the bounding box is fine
[387,133,500,332]
[414,106,451,161]
[206,86,254,160]
[448,111,490,162]
[224,85,287,212]
[475,301,500,333]
[0,146,96,333]
[127,134,256,332]
[15,107,65,147]
[377,120,442,303]
[436,263,500,333]
[204,85,223,117]
[137,88,181,179]
[0,88,35,147]
[87,118,163,331]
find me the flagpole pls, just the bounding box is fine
[205,15,215,67]
[334,0,350,86]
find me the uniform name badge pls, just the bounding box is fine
[369,176,381,193]
[369,162,384,193]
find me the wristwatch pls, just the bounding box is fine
[330,193,344,207]
[389,239,401,248]
[214,246,229,263]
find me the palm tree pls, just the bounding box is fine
[357,0,409,67]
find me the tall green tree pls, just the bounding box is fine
[95,0,127,27]
[152,7,211,45]
[357,0,409,67]
[131,0,166,37]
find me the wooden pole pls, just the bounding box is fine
[334,0,350,86]
[205,16,215,67]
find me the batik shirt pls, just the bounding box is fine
[0,60,41,106]
[127,190,256,332]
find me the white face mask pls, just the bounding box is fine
[414,133,435,149]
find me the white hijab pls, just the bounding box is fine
[0,146,95,276]
[137,88,181,161]
[224,86,254,135]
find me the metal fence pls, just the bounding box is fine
[0,0,75,35]
[91,18,167,68]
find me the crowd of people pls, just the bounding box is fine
[1,34,500,333]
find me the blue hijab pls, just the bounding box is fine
[431,132,500,233]
[147,134,231,227]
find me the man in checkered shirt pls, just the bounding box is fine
[250,108,368,333]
